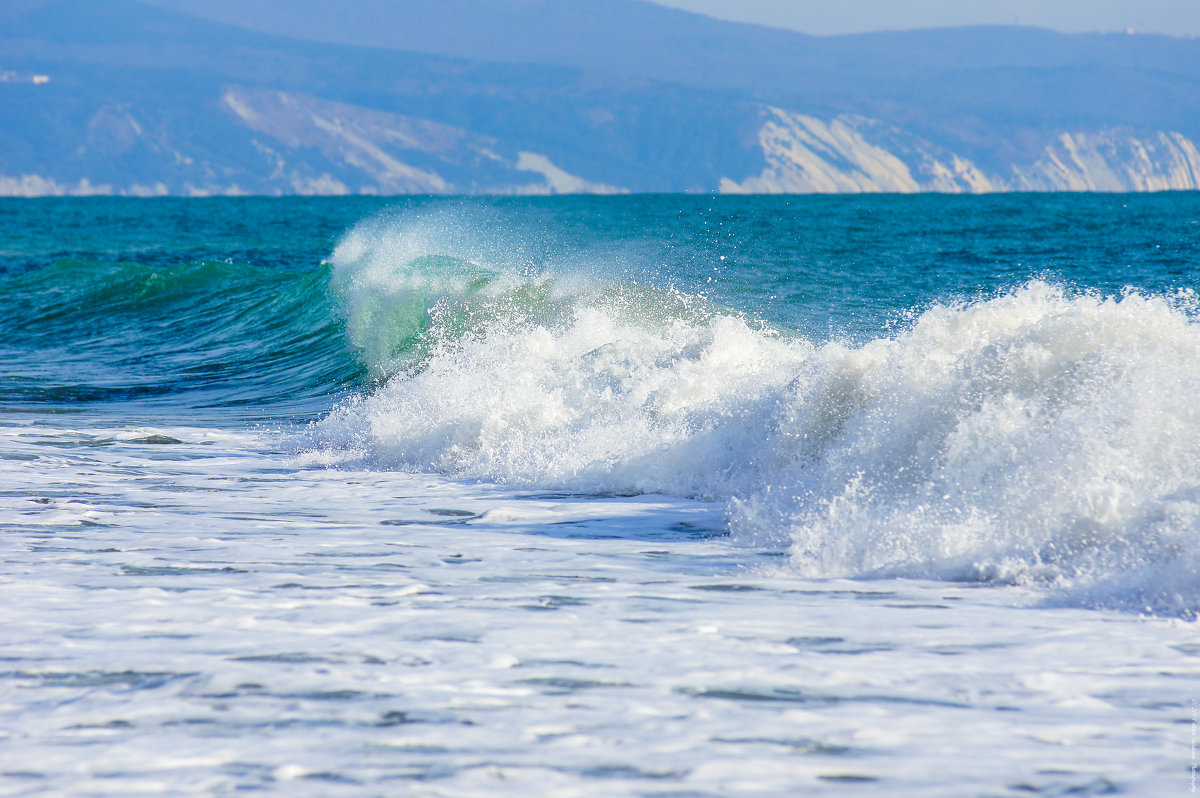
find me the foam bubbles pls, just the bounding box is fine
[318,298,809,498]
[734,282,1200,615]
[316,214,1200,615]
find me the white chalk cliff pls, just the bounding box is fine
[721,107,1200,195]
[220,87,617,196]
[1011,130,1200,192]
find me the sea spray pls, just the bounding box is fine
[315,212,1200,614]
[328,211,538,378]
[731,282,1200,615]
[320,212,806,493]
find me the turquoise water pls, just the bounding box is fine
[2,194,1198,795]
[4,194,1195,415]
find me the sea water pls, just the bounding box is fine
[1,194,1198,795]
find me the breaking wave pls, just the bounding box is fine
[313,212,1200,616]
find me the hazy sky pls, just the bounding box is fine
[651,0,1200,37]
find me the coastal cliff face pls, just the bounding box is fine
[218,87,623,196]
[1012,130,1200,192]
[14,96,1196,197]
[3,0,1199,196]
[720,108,1200,194]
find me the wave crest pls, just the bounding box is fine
[734,282,1200,615]
[315,213,1200,615]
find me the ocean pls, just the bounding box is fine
[1,193,1197,795]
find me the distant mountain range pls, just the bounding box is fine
[3,0,1199,195]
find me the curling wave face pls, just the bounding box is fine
[314,212,1200,615]
[1,257,361,411]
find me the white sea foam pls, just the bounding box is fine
[734,282,1200,615]
[316,217,1200,614]
[2,415,1188,794]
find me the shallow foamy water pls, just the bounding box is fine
[1,417,1195,796]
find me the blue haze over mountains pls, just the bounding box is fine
[3,0,1200,195]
